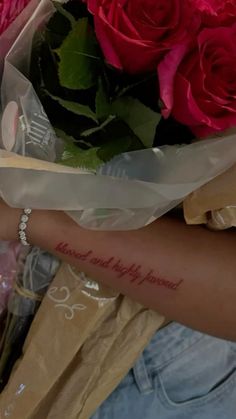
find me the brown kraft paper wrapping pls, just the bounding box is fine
[0,264,165,419]
[184,162,236,228]
[0,263,118,418]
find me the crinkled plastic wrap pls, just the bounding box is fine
[0,247,59,391]
[0,0,236,230]
[0,0,42,80]
[0,241,20,317]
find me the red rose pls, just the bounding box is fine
[158,24,236,138]
[0,0,30,35]
[86,0,199,74]
[194,0,236,26]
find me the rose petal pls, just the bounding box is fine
[95,8,165,73]
[172,73,211,128]
[86,0,200,74]
[0,0,30,34]
[94,13,123,70]
[158,42,191,117]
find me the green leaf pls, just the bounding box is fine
[55,128,93,148]
[98,138,132,163]
[46,92,98,123]
[57,18,101,90]
[111,97,161,148]
[56,119,143,169]
[97,119,143,162]
[81,115,116,137]
[55,128,75,143]
[58,141,103,171]
[95,78,111,120]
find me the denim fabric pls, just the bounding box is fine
[91,323,236,419]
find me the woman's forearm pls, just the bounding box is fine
[28,210,236,340]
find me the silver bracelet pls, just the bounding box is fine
[18,208,32,246]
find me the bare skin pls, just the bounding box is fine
[1,199,236,340]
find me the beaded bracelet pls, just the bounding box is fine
[18,208,32,246]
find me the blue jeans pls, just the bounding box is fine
[92,323,236,419]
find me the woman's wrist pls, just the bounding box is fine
[27,209,70,249]
[0,199,76,247]
[0,199,60,245]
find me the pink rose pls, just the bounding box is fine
[194,0,236,26]
[86,0,199,74]
[0,0,30,35]
[158,24,236,138]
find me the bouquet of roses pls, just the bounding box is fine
[28,0,236,169]
[81,0,236,139]
[0,0,236,232]
[1,0,236,415]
